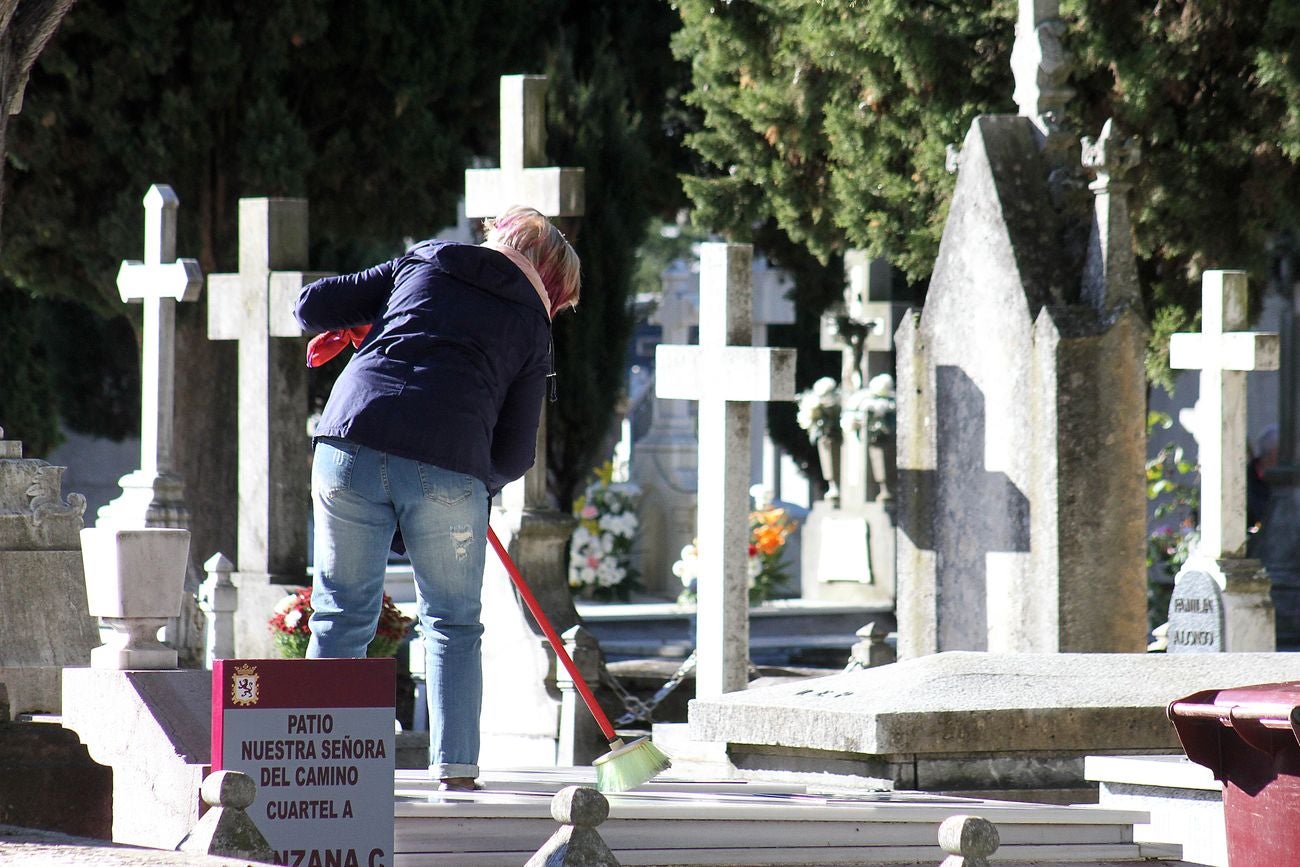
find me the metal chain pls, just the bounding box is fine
[605,650,699,726]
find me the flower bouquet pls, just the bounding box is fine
[268,587,414,658]
[674,486,799,606]
[569,461,642,601]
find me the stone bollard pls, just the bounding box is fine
[177,770,275,862]
[199,552,238,666]
[525,785,621,867]
[81,527,191,669]
[557,624,606,765]
[938,814,1000,866]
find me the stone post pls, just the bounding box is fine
[199,552,237,667]
[938,815,1000,867]
[176,770,275,863]
[525,786,620,867]
[556,625,607,766]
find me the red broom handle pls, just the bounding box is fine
[487,526,619,743]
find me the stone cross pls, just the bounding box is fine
[97,185,203,529]
[656,243,796,697]
[1170,270,1280,559]
[207,198,330,654]
[464,74,585,512]
[465,74,584,220]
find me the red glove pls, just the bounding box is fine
[306,325,372,368]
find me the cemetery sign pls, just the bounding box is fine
[212,658,395,867]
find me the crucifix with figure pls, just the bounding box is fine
[98,184,203,531]
[207,197,332,656]
[656,243,797,698]
[1169,269,1279,651]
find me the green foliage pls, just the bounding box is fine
[670,0,1300,384]
[541,7,693,509]
[2,0,690,515]
[1145,410,1199,630]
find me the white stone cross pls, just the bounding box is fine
[119,185,203,477]
[98,185,202,530]
[208,198,331,580]
[1170,270,1280,559]
[656,243,797,697]
[463,74,585,512]
[464,75,584,220]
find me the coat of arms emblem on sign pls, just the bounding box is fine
[231,663,260,706]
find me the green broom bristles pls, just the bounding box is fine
[593,736,672,793]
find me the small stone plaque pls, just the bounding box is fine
[1167,570,1225,653]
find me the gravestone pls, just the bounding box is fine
[631,259,699,597]
[1167,270,1277,651]
[207,197,331,658]
[656,243,796,697]
[0,428,97,714]
[894,0,1148,657]
[463,74,597,767]
[96,184,205,665]
[1167,570,1225,653]
[802,252,905,607]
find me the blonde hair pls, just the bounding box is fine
[484,206,581,313]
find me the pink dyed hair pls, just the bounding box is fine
[484,206,581,314]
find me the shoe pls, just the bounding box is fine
[438,777,482,792]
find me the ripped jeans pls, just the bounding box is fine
[308,437,488,779]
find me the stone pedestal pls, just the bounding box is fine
[81,527,191,669]
[800,500,896,606]
[479,509,580,768]
[61,668,210,848]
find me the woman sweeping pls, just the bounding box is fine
[294,206,580,792]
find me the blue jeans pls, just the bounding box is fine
[308,437,488,779]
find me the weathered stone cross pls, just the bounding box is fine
[1170,270,1280,559]
[465,74,584,220]
[656,243,797,697]
[98,184,203,530]
[207,198,331,653]
[464,74,584,512]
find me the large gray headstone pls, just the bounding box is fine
[894,112,1147,658]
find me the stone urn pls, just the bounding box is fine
[80,527,191,670]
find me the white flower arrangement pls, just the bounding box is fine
[795,376,842,444]
[841,373,897,445]
[569,462,641,601]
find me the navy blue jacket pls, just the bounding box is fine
[295,240,551,497]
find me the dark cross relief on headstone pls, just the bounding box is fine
[207,198,331,657]
[896,366,1031,650]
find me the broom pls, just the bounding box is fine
[487,526,671,793]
